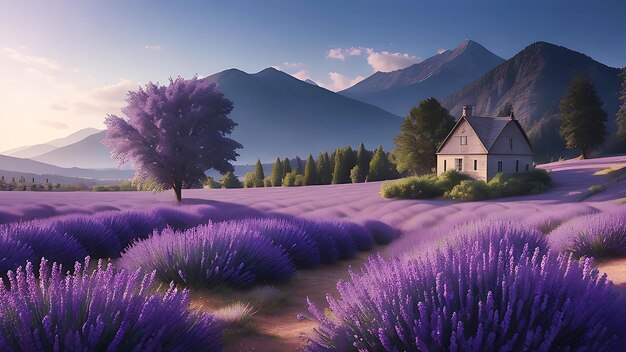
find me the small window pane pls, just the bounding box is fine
[460,136,467,145]
[509,138,513,150]
[497,161,503,172]
[473,159,477,170]
[443,160,447,171]
[455,158,462,171]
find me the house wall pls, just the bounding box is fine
[489,122,534,155]
[437,154,488,180]
[486,154,534,180]
[437,119,487,155]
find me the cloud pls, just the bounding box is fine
[291,70,311,81]
[283,62,304,68]
[437,48,447,54]
[317,72,365,91]
[365,50,421,72]
[144,44,161,51]
[2,47,61,70]
[86,79,136,103]
[48,101,70,111]
[326,46,421,72]
[23,67,57,83]
[38,120,68,130]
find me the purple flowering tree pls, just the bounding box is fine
[103,77,242,202]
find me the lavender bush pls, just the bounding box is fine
[225,218,322,269]
[151,206,205,230]
[0,222,87,268]
[362,220,399,245]
[48,215,123,259]
[0,233,34,277]
[95,210,167,247]
[307,227,624,351]
[0,258,223,351]
[550,208,626,259]
[342,221,375,251]
[119,222,296,289]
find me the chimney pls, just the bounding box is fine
[462,105,473,117]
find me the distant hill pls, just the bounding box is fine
[5,128,101,159]
[0,154,133,180]
[0,169,115,186]
[340,40,504,116]
[304,79,318,86]
[440,41,622,159]
[30,131,121,169]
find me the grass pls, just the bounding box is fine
[594,164,626,178]
[579,184,608,201]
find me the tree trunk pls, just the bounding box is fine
[173,185,182,202]
[581,148,587,159]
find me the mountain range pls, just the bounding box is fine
[340,40,505,116]
[3,128,101,159]
[3,39,623,175]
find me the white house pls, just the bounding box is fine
[436,105,534,181]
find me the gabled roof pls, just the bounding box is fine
[436,114,534,154]
[465,115,511,150]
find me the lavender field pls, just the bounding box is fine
[0,156,625,351]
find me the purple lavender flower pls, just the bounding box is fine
[549,208,626,259]
[306,225,624,351]
[119,222,296,289]
[0,258,223,351]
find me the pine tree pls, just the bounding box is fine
[354,143,372,183]
[369,146,392,181]
[317,152,333,185]
[392,98,455,176]
[559,75,607,159]
[220,172,242,188]
[270,157,284,187]
[303,154,319,185]
[282,157,292,174]
[331,148,349,184]
[616,68,626,142]
[254,159,265,187]
[295,156,304,175]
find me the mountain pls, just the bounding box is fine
[440,41,622,159]
[0,154,133,180]
[5,128,102,159]
[201,67,401,163]
[304,79,318,86]
[31,131,119,169]
[340,40,505,116]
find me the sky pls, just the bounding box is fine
[1,0,625,151]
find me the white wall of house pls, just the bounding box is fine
[489,122,534,155]
[486,154,534,180]
[437,119,487,155]
[437,154,488,180]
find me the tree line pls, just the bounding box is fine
[207,144,399,189]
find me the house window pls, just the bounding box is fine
[443,160,447,171]
[497,161,503,172]
[515,160,519,172]
[455,158,462,171]
[509,138,513,150]
[460,136,467,145]
[473,159,477,171]
[525,164,529,171]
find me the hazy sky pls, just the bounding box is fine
[1,0,625,151]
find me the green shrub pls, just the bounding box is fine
[446,180,491,200]
[579,184,607,200]
[436,170,472,190]
[203,177,220,189]
[242,172,255,188]
[220,172,242,189]
[263,176,272,187]
[380,175,443,199]
[282,171,296,187]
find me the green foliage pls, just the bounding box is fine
[579,184,608,201]
[92,181,138,192]
[617,69,626,138]
[294,157,304,175]
[282,157,292,174]
[263,176,272,187]
[559,75,607,158]
[497,102,514,117]
[392,98,455,176]
[253,160,265,187]
[316,152,333,185]
[368,146,394,181]
[446,180,491,200]
[380,175,443,199]
[332,148,351,184]
[436,170,472,190]
[350,166,361,184]
[242,172,256,188]
[294,174,304,186]
[270,157,284,187]
[282,171,297,187]
[203,177,220,189]
[303,155,319,185]
[353,143,371,183]
[381,169,552,200]
[220,172,242,189]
